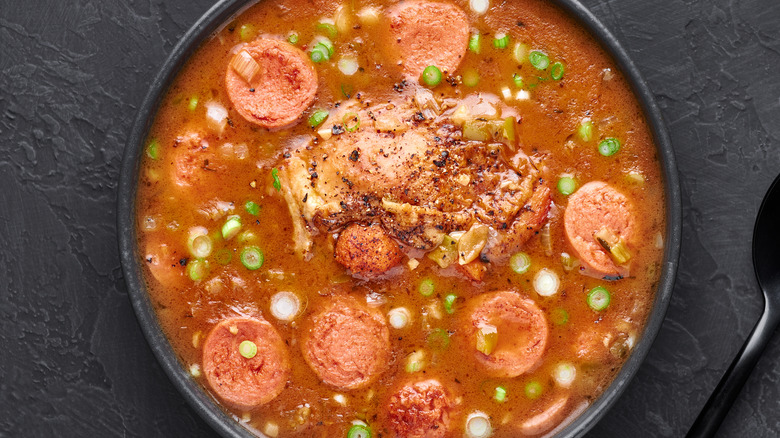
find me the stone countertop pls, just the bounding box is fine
[1,0,779,436]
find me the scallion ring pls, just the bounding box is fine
[343,112,360,132]
[421,65,442,87]
[308,109,329,128]
[238,340,257,359]
[587,286,611,311]
[557,176,577,196]
[240,246,264,270]
[598,137,621,156]
[529,50,550,70]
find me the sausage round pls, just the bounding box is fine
[563,181,635,278]
[301,295,390,389]
[225,38,318,129]
[202,317,290,408]
[382,1,469,78]
[463,291,548,377]
[385,379,453,438]
[334,223,403,277]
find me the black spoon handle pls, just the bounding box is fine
[686,299,780,438]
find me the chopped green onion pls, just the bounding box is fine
[553,362,577,387]
[443,293,458,314]
[561,252,579,271]
[388,307,411,329]
[187,259,209,282]
[418,278,435,296]
[524,381,543,399]
[245,200,261,216]
[476,324,498,355]
[551,308,569,325]
[463,68,480,87]
[239,24,254,42]
[316,39,335,57]
[557,176,577,195]
[529,50,550,70]
[343,112,360,132]
[578,119,593,142]
[509,252,531,274]
[191,235,213,259]
[421,65,442,87]
[492,33,509,49]
[598,137,621,156]
[240,246,264,270]
[427,328,451,350]
[493,386,507,403]
[466,412,492,438]
[188,96,199,111]
[146,139,160,160]
[347,424,372,438]
[512,73,524,88]
[238,340,257,359]
[238,230,257,244]
[287,32,299,45]
[550,62,565,80]
[310,48,326,63]
[469,33,481,54]
[534,268,560,296]
[221,215,242,240]
[272,168,281,191]
[405,350,425,373]
[316,22,338,39]
[215,249,232,265]
[513,42,529,63]
[338,58,359,75]
[587,286,611,311]
[308,109,329,128]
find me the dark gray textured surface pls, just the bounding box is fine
[1,0,779,436]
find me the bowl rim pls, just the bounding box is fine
[117,0,681,437]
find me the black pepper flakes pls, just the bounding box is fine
[332,124,345,135]
[349,149,360,161]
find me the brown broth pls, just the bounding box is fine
[135,0,665,436]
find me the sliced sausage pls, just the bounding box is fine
[385,379,453,438]
[301,295,390,389]
[202,317,290,408]
[564,181,635,278]
[464,291,548,377]
[169,132,222,189]
[382,1,469,78]
[144,236,186,288]
[334,223,403,277]
[225,38,318,129]
[519,396,569,436]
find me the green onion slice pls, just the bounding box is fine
[557,176,577,196]
[316,22,338,39]
[146,139,160,160]
[308,109,329,128]
[443,293,458,314]
[240,246,264,270]
[287,32,299,45]
[418,278,435,296]
[463,68,480,87]
[187,259,209,282]
[427,328,451,350]
[343,112,360,132]
[187,96,199,111]
[469,33,481,54]
[578,119,593,142]
[310,48,326,63]
[244,200,260,216]
[214,249,232,265]
[529,50,550,70]
[238,340,257,359]
[598,137,621,156]
[494,386,507,403]
[587,286,611,311]
[239,24,254,42]
[421,65,442,87]
[221,215,242,240]
[509,252,531,274]
[272,168,281,191]
[493,33,509,49]
[512,73,524,88]
[524,381,543,399]
[550,62,565,80]
[551,308,569,325]
[347,424,372,438]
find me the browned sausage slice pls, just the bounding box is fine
[225,38,318,128]
[335,223,403,277]
[563,181,635,278]
[382,1,469,78]
[519,396,569,435]
[202,317,290,408]
[385,379,453,438]
[464,291,548,377]
[301,295,390,389]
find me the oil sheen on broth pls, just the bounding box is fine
[135,0,666,436]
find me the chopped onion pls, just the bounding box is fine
[501,86,511,100]
[515,90,530,101]
[469,0,489,15]
[553,362,576,388]
[388,307,411,329]
[466,411,493,438]
[332,393,347,406]
[230,50,261,84]
[338,57,359,75]
[263,422,280,438]
[334,5,353,34]
[655,232,664,249]
[205,101,229,135]
[357,7,380,26]
[189,364,201,377]
[270,291,301,321]
[533,268,560,296]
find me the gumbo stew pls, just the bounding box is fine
[135,0,666,436]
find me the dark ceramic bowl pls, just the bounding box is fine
[118,1,682,436]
